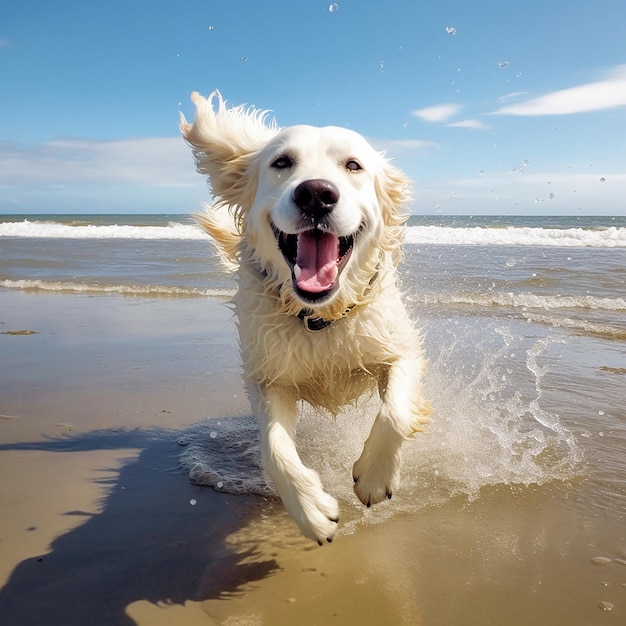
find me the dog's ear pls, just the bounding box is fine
[375,162,412,261]
[180,91,278,210]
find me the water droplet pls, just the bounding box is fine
[210,430,217,439]
[379,60,385,71]
[445,26,457,35]
[328,3,338,12]
[600,177,606,183]
[208,25,214,31]
[516,72,523,78]
[216,481,224,489]
[190,498,197,506]
[505,259,517,268]
[598,411,605,416]
[548,192,555,200]
[242,56,247,62]
[599,601,614,611]
[498,60,510,69]
[403,122,408,128]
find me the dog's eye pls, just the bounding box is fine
[346,159,363,172]
[271,155,294,170]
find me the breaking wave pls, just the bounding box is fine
[413,292,626,313]
[2,219,625,248]
[409,292,626,340]
[405,225,626,247]
[0,220,208,240]
[0,278,235,299]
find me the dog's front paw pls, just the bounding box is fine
[275,466,340,545]
[352,446,401,508]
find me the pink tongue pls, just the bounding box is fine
[295,231,339,293]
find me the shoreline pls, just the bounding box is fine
[0,290,263,625]
[1,290,625,625]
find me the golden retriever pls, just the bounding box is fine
[180,91,430,544]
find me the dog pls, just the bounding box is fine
[180,91,430,544]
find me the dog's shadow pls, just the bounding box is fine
[0,424,279,626]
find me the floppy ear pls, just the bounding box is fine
[180,91,278,210]
[375,162,412,262]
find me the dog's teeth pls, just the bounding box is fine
[294,264,302,279]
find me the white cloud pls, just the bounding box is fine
[492,65,626,116]
[445,119,489,130]
[0,137,200,187]
[370,138,438,156]
[0,137,209,213]
[497,90,529,103]
[412,103,463,123]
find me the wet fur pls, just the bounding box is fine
[181,91,430,543]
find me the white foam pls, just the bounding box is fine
[414,292,626,313]
[405,225,626,247]
[0,220,209,240]
[0,278,235,298]
[2,220,625,247]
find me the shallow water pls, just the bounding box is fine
[1,214,625,624]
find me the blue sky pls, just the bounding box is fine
[1,0,625,215]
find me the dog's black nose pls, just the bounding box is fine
[293,179,339,217]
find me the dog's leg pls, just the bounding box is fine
[353,356,428,507]
[250,383,340,544]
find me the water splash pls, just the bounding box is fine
[525,337,581,467]
[180,320,582,523]
[180,416,273,497]
[409,323,583,504]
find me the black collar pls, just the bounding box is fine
[295,268,380,332]
[255,264,380,332]
[297,309,338,332]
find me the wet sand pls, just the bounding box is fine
[1,291,625,625]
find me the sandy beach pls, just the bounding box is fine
[1,289,625,626]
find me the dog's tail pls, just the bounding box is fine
[194,206,241,272]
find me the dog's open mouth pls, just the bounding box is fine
[273,226,354,301]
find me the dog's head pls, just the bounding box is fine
[181,91,410,315]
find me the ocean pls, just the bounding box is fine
[2,212,626,621]
[1,212,624,338]
[2,212,624,504]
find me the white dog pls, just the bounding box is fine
[180,92,430,544]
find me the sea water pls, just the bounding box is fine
[1,213,625,529]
